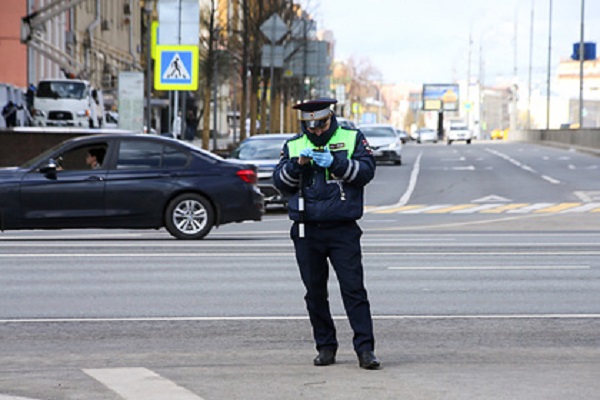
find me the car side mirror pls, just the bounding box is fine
[39,159,58,174]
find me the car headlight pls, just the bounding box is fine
[76,110,88,117]
[388,142,398,149]
[33,109,45,117]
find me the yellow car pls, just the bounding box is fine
[490,129,508,140]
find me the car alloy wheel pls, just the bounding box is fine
[165,193,215,239]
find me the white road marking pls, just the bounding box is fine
[452,204,504,213]
[83,368,204,400]
[472,195,511,203]
[388,266,590,270]
[0,249,599,258]
[0,396,44,400]
[2,314,600,324]
[560,202,600,213]
[541,175,561,184]
[368,151,422,212]
[507,203,556,213]
[401,204,453,213]
[486,148,562,184]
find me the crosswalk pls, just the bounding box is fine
[1,368,206,400]
[367,202,600,214]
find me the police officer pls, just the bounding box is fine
[273,98,380,370]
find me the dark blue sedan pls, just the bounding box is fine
[0,133,264,239]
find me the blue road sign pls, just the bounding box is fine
[154,45,198,91]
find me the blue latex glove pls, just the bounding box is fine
[299,148,313,158]
[311,146,333,168]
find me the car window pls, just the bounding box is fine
[163,145,189,168]
[116,140,189,170]
[233,139,286,160]
[361,127,395,138]
[55,143,108,171]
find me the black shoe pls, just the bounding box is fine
[313,349,336,366]
[357,350,381,370]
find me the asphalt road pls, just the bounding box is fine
[1,141,599,399]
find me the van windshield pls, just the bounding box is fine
[36,81,87,100]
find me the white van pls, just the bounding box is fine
[446,120,473,145]
[32,79,104,128]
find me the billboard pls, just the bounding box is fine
[422,84,459,111]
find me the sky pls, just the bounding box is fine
[306,0,600,91]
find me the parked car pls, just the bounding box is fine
[415,128,438,143]
[0,133,263,239]
[337,117,358,130]
[359,124,402,165]
[229,133,295,207]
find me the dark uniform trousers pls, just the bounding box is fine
[291,220,375,353]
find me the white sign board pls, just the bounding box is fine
[260,14,287,43]
[158,0,200,45]
[261,45,284,68]
[118,72,145,132]
[336,85,346,103]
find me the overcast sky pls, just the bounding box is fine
[306,0,600,91]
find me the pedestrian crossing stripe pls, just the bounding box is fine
[367,202,600,214]
[154,45,198,91]
[84,368,205,399]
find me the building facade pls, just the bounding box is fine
[0,0,143,92]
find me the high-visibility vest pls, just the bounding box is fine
[287,127,357,177]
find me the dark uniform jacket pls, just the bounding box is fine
[273,116,376,222]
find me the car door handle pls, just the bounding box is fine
[87,176,104,181]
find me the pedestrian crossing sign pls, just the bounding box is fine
[154,45,198,91]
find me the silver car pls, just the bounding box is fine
[415,128,438,143]
[229,133,295,207]
[359,124,402,165]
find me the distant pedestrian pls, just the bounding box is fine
[172,111,182,139]
[185,109,198,141]
[2,101,23,128]
[25,84,35,109]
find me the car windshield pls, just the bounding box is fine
[232,138,286,160]
[36,81,87,100]
[361,127,395,138]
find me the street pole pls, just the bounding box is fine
[212,30,219,151]
[145,1,153,134]
[528,0,534,129]
[579,0,585,128]
[467,31,472,130]
[511,7,518,132]
[545,0,552,130]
